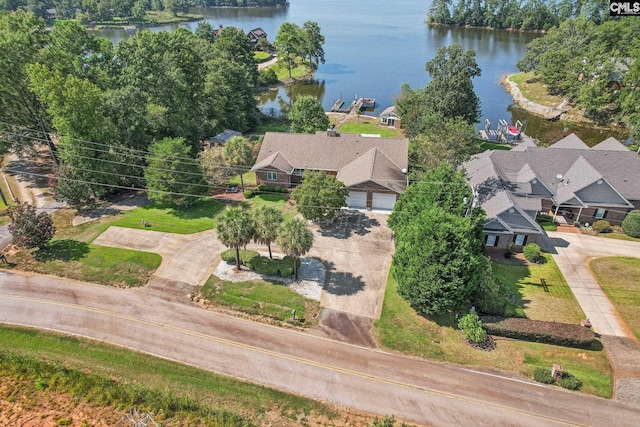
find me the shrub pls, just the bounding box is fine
[523,243,541,262]
[258,184,269,192]
[503,304,526,318]
[458,312,487,344]
[592,220,612,233]
[220,249,259,265]
[274,185,288,193]
[504,242,514,258]
[481,316,597,348]
[258,68,278,86]
[622,210,640,238]
[243,189,255,199]
[6,202,56,249]
[559,373,583,390]
[533,367,554,384]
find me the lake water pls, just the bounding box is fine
[94,0,626,144]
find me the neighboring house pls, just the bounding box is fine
[247,28,268,50]
[251,130,409,211]
[215,25,244,37]
[463,134,640,249]
[46,8,57,19]
[203,129,242,148]
[379,106,401,128]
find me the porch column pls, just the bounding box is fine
[575,207,584,224]
[552,205,560,221]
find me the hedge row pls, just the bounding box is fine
[481,316,596,349]
[221,249,299,277]
[244,185,288,199]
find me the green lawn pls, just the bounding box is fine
[509,72,565,107]
[200,275,320,325]
[228,172,257,187]
[492,253,585,323]
[0,325,340,425]
[254,51,271,62]
[590,257,640,341]
[4,241,161,287]
[339,122,404,138]
[373,267,611,398]
[240,193,297,220]
[111,199,224,234]
[595,232,640,243]
[272,60,313,81]
[477,140,511,152]
[253,121,290,134]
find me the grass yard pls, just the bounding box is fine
[0,325,345,426]
[594,232,640,243]
[509,72,565,107]
[339,121,405,138]
[272,60,313,81]
[200,275,320,326]
[254,51,271,62]
[253,121,290,134]
[240,193,297,220]
[4,240,161,287]
[111,199,224,234]
[590,257,640,341]
[477,140,511,152]
[228,171,257,187]
[373,267,612,398]
[492,253,585,324]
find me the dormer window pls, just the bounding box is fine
[293,168,304,176]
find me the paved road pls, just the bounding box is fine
[1,271,639,427]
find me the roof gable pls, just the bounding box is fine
[337,148,406,193]
[591,137,628,152]
[550,133,590,150]
[252,151,293,173]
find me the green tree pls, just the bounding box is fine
[49,165,95,210]
[423,44,481,124]
[458,312,487,343]
[144,137,208,206]
[408,110,478,178]
[274,22,303,79]
[301,21,325,67]
[289,95,330,134]
[223,136,253,191]
[6,202,56,249]
[622,210,640,238]
[194,21,216,43]
[201,145,231,187]
[216,206,255,271]
[253,205,283,259]
[276,218,313,280]
[392,206,486,315]
[292,171,348,222]
[0,11,51,156]
[427,0,451,24]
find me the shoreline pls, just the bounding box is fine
[501,74,569,121]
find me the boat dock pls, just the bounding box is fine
[330,97,376,113]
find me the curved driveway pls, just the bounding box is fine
[1,271,639,426]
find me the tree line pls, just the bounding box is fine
[0,0,287,22]
[428,0,612,31]
[0,11,263,204]
[517,16,640,137]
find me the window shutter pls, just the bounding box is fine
[495,236,500,247]
[523,235,528,245]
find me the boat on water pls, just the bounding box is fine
[507,124,521,137]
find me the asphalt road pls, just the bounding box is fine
[1,271,639,426]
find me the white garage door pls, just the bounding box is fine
[372,193,396,211]
[346,191,367,209]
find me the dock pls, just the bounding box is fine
[331,97,377,113]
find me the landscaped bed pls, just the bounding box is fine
[373,266,612,398]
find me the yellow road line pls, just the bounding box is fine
[0,294,585,426]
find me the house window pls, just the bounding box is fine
[293,168,304,176]
[485,235,499,247]
[513,234,527,246]
[594,208,606,219]
[266,171,277,181]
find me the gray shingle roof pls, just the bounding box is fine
[253,131,408,191]
[591,137,629,151]
[550,133,590,150]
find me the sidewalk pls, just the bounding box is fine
[540,231,640,406]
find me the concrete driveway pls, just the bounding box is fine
[306,211,395,346]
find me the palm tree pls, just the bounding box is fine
[223,136,253,191]
[253,205,283,259]
[216,206,254,271]
[276,218,313,280]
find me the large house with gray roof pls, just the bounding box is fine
[463,134,640,249]
[251,130,409,211]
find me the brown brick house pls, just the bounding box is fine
[463,134,640,249]
[251,131,408,211]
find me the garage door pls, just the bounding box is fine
[372,193,396,211]
[346,191,367,209]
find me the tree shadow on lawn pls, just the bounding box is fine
[33,240,90,262]
[318,211,380,240]
[146,199,225,221]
